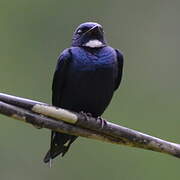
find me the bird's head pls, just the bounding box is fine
[72,22,107,48]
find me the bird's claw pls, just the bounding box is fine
[97,117,107,129]
[79,111,107,129]
[79,111,92,118]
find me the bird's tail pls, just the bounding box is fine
[43,131,77,163]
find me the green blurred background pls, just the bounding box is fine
[0,0,180,179]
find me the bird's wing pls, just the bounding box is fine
[44,48,75,163]
[52,48,72,106]
[114,49,124,91]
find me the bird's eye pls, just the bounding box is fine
[77,29,83,34]
[76,27,90,35]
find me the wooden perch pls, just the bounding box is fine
[0,93,180,159]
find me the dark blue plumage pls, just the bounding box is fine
[44,22,124,163]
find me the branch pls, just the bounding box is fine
[0,93,180,159]
[0,101,119,144]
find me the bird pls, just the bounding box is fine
[43,22,124,163]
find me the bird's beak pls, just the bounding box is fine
[85,25,103,37]
[82,25,106,47]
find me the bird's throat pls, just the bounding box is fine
[84,40,104,48]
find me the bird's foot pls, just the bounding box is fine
[79,111,92,118]
[97,117,107,129]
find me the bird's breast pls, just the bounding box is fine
[59,46,117,116]
[61,61,116,116]
[70,46,116,71]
